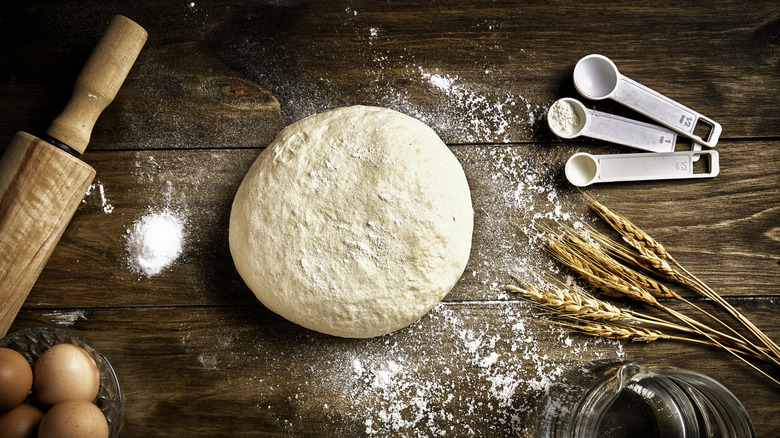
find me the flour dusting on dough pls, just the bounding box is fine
[229,106,473,338]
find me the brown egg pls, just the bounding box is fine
[0,403,43,438]
[37,399,108,438]
[0,347,33,411]
[33,344,100,406]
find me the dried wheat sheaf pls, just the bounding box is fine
[510,196,780,386]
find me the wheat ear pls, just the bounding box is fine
[544,238,662,307]
[560,231,766,353]
[562,232,677,299]
[587,197,675,262]
[507,279,721,341]
[581,225,689,285]
[507,281,632,322]
[554,321,666,343]
[586,196,780,362]
[576,224,763,351]
[541,225,779,365]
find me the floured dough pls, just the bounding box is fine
[229,106,473,338]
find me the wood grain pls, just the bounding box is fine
[8,299,780,437]
[0,0,778,436]
[1,1,780,150]
[0,133,95,336]
[19,139,779,310]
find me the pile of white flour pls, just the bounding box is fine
[126,211,185,277]
[547,100,581,136]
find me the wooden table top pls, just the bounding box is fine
[2,1,778,436]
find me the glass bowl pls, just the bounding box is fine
[0,327,122,437]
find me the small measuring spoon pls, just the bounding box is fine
[573,54,722,148]
[547,98,683,153]
[565,150,719,187]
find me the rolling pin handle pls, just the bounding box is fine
[45,15,148,154]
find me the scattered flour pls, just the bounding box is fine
[126,211,185,277]
[43,310,87,326]
[421,71,457,92]
[181,299,624,437]
[323,303,623,437]
[197,353,218,370]
[83,180,114,214]
[397,67,543,143]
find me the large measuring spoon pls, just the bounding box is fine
[564,150,719,187]
[573,54,722,148]
[547,98,684,153]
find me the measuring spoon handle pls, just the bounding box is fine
[612,75,722,148]
[583,108,678,153]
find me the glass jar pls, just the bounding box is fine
[537,361,754,438]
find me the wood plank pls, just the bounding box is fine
[1,2,778,436]
[1,0,780,150]
[21,139,779,310]
[7,300,779,437]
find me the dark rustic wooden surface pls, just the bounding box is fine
[2,1,779,437]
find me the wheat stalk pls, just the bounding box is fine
[539,231,775,362]
[555,320,666,343]
[551,318,779,380]
[584,227,689,285]
[507,279,718,339]
[557,228,766,352]
[544,238,661,307]
[587,196,674,263]
[585,197,780,362]
[515,199,780,384]
[562,232,677,299]
[677,263,780,361]
[507,281,632,322]
[506,274,779,371]
[575,222,762,351]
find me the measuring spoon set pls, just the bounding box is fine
[549,54,721,187]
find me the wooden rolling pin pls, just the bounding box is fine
[0,16,147,336]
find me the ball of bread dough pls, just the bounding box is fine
[229,106,473,338]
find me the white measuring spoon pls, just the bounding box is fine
[548,98,682,153]
[573,54,722,148]
[565,150,719,187]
